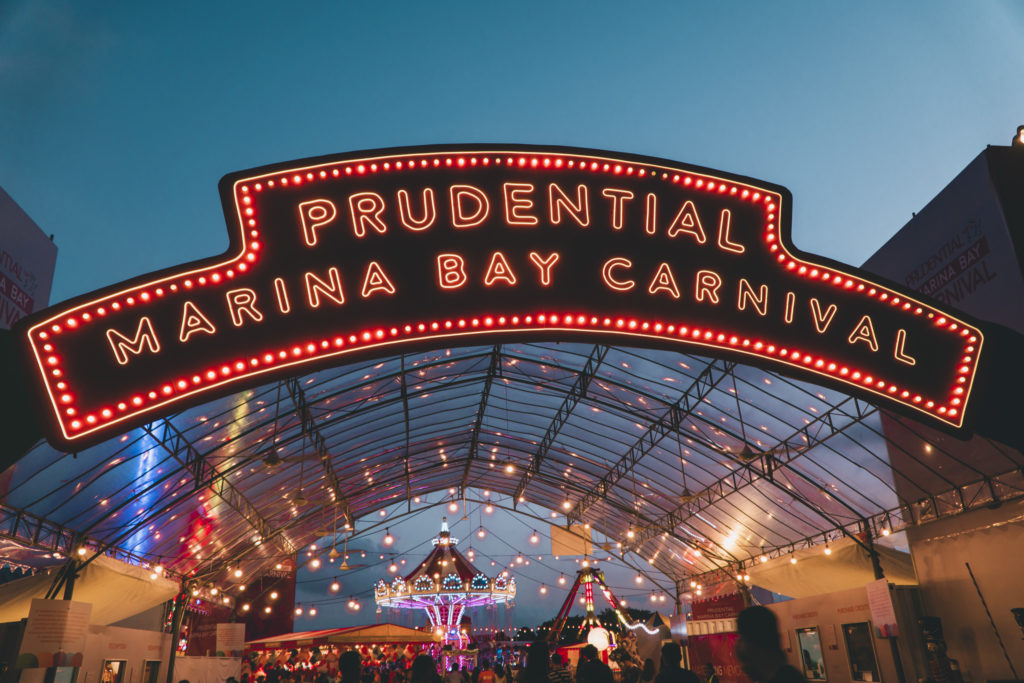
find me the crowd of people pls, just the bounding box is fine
[224,607,805,683]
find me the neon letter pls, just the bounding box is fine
[179,301,217,343]
[348,192,387,238]
[106,317,160,366]
[528,252,560,286]
[694,270,722,304]
[549,184,590,227]
[437,253,468,290]
[450,185,490,228]
[602,258,635,292]
[648,263,681,299]
[717,209,745,254]
[299,199,338,247]
[361,261,397,298]
[503,183,538,226]
[273,277,291,314]
[484,251,518,286]
[737,279,768,316]
[894,329,916,366]
[784,292,796,324]
[644,193,657,235]
[848,315,879,352]
[666,200,707,243]
[809,298,837,334]
[601,189,634,231]
[226,288,264,327]
[397,188,437,231]
[305,267,346,307]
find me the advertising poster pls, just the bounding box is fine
[0,186,57,330]
[16,598,91,668]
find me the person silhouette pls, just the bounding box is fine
[735,606,806,683]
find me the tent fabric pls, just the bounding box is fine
[245,623,442,649]
[327,623,442,643]
[246,627,353,648]
[0,553,178,625]
[746,537,917,598]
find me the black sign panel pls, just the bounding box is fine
[17,145,983,449]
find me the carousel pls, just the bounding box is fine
[375,518,516,645]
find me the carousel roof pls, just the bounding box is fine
[402,519,479,583]
[2,340,1022,594]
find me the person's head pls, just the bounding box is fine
[340,651,363,681]
[526,640,549,672]
[642,659,655,680]
[411,655,436,682]
[660,643,682,669]
[703,663,715,677]
[550,654,562,669]
[735,606,785,683]
[450,665,459,673]
[482,661,491,671]
[580,645,599,662]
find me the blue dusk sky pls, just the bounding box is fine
[2,2,1022,629]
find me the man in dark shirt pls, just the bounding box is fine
[702,663,719,683]
[652,642,699,683]
[575,645,614,683]
[735,606,807,683]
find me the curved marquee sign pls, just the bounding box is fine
[17,145,983,449]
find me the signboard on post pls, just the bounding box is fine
[15,145,985,450]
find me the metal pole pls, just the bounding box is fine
[164,584,189,683]
[966,562,1019,679]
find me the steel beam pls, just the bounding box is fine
[143,419,296,555]
[513,344,609,505]
[285,377,352,522]
[567,358,736,525]
[631,395,877,546]
[460,345,502,492]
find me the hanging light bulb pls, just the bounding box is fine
[515,554,524,564]
[824,545,832,555]
[505,463,514,474]
[264,606,272,614]
[485,505,494,514]
[389,563,398,573]
[558,574,567,585]
[448,501,459,513]
[384,529,394,546]
[295,605,304,616]
[539,585,548,595]
[242,603,251,612]
[477,527,486,539]
[689,580,697,588]
[760,555,769,563]
[309,605,318,616]
[234,568,243,578]
[790,555,797,564]
[650,591,657,603]
[530,531,539,544]
[330,579,341,592]
[310,557,321,570]
[269,591,279,600]
[635,574,643,584]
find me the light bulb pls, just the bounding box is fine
[330,580,340,592]
[530,531,539,544]
[384,529,394,546]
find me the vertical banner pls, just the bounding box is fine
[0,187,57,330]
[550,524,592,557]
[216,623,246,657]
[17,599,91,668]
[865,579,898,637]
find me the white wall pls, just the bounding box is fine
[906,498,1024,682]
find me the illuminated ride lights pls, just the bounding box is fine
[17,145,984,451]
[374,518,515,644]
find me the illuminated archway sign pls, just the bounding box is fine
[17,145,983,449]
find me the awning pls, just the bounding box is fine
[327,623,442,644]
[0,554,178,625]
[246,627,354,649]
[746,536,917,598]
[246,623,442,649]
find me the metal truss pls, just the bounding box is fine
[142,419,296,555]
[285,377,352,522]
[513,344,609,505]
[631,395,877,546]
[460,345,502,492]
[566,358,736,526]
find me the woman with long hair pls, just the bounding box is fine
[519,640,550,683]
